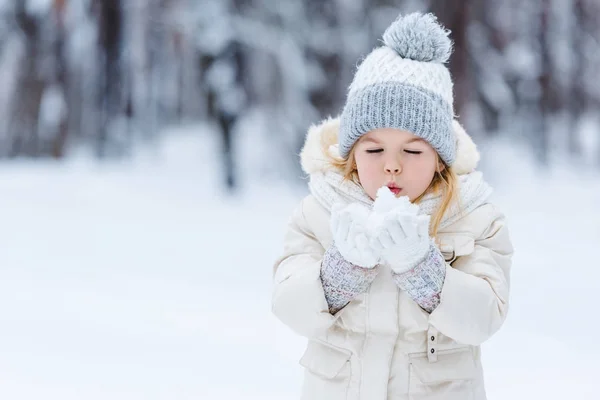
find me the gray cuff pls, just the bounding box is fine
[392,243,446,313]
[320,244,379,314]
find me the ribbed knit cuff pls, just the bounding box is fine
[392,244,446,313]
[320,244,379,314]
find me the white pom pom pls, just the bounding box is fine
[382,12,453,63]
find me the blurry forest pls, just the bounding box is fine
[0,0,599,188]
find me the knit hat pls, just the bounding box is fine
[339,13,456,165]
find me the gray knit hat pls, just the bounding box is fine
[339,13,456,165]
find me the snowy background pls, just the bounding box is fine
[1,0,600,399]
[1,125,599,399]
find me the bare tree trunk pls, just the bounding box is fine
[306,0,341,116]
[52,0,69,158]
[10,4,45,157]
[469,0,508,134]
[567,0,585,157]
[537,0,551,165]
[94,0,123,158]
[216,42,244,190]
[590,1,600,168]
[429,0,472,120]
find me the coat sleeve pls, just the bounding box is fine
[271,198,341,338]
[429,205,514,346]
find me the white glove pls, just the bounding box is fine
[369,199,432,274]
[330,203,380,269]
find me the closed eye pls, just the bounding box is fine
[366,149,383,154]
[404,150,422,154]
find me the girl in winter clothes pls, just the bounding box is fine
[272,13,513,400]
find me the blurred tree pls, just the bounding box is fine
[9,2,46,156]
[429,0,472,121]
[51,0,69,158]
[529,0,552,165]
[94,0,126,158]
[205,41,246,189]
[304,0,341,116]
[468,0,509,135]
[570,0,600,161]
[199,0,249,190]
[0,0,598,172]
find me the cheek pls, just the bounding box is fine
[407,156,437,186]
[355,155,383,195]
[355,156,380,179]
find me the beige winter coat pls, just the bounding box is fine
[272,118,514,400]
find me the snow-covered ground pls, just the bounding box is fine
[0,125,598,399]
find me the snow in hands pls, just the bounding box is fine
[330,186,431,270]
[368,186,423,236]
[368,187,432,274]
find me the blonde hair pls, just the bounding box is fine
[326,140,460,238]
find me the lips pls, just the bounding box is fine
[386,182,402,195]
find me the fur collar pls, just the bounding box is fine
[299,116,480,176]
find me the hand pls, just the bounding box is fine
[330,203,380,268]
[370,208,431,274]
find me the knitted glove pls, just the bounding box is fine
[392,245,446,313]
[319,202,381,314]
[368,192,446,313]
[330,202,380,268]
[320,244,380,314]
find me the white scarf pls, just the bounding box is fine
[308,169,493,230]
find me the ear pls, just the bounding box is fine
[437,159,446,172]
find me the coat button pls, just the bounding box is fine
[431,336,435,341]
[431,348,435,354]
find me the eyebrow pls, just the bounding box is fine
[361,137,424,144]
[361,137,380,144]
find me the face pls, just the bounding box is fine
[353,128,441,201]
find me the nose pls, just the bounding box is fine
[385,157,402,174]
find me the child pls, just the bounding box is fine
[272,12,513,400]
